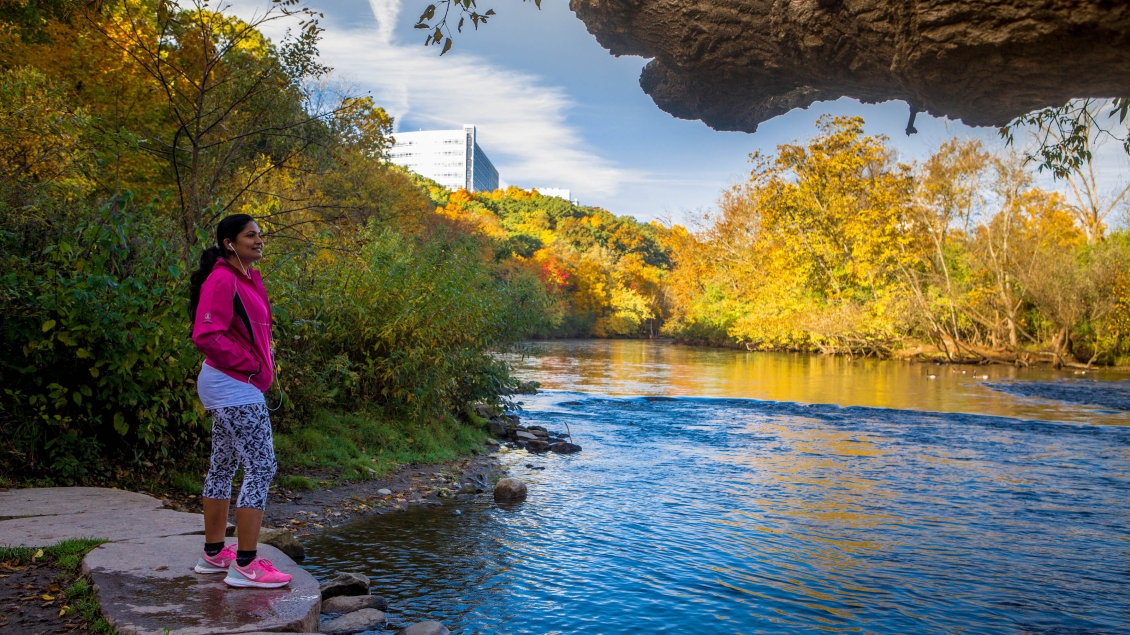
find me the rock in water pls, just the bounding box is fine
[320,572,370,600]
[515,431,539,441]
[526,440,551,453]
[550,442,582,454]
[322,595,389,614]
[494,478,527,502]
[398,621,449,635]
[320,609,387,635]
[257,528,305,562]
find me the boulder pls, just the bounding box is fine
[550,442,582,454]
[320,609,387,635]
[320,572,371,600]
[473,403,500,419]
[322,595,388,615]
[487,419,507,437]
[258,528,305,562]
[398,621,449,635]
[526,440,551,453]
[515,431,539,441]
[494,478,527,502]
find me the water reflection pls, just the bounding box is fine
[304,342,1130,634]
[504,340,1130,424]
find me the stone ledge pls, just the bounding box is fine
[83,535,320,635]
[0,509,207,548]
[0,487,164,518]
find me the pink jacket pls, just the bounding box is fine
[192,258,274,392]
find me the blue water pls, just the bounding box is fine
[303,344,1130,634]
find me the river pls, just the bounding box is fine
[303,340,1130,634]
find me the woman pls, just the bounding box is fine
[188,214,291,589]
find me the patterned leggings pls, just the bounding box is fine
[202,403,277,510]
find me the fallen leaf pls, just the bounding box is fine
[59,607,69,617]
[42,594,55,600]
[32,548,44,562]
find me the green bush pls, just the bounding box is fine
[1,203,552,484]
[269,224,552,424]
[0,198,206,482]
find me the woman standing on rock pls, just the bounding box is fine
[188,214,291,589]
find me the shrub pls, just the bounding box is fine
[0,198,205,482]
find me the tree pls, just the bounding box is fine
[1002,98,1130,243]
[89,0,334,253]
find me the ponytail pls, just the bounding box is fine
[187,214,256,322]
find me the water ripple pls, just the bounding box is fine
[304,392,1130,634]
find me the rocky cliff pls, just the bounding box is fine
[569,0,1130,132]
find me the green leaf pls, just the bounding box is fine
[113,413,128,436]
[42,320,56,332]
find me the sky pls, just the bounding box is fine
[231,0,1129,224]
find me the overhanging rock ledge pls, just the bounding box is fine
[568,0,1130,132]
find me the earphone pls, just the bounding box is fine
[225,239,252,279]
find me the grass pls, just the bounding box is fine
[4,407,491,495]
[0,538,116,635]
[274,408,490,485]
[164,470,203,495]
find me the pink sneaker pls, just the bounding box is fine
[224,557,292,588]
[194,544,237,574]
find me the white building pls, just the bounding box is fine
[535,188,578,205]
[388,125,499,193]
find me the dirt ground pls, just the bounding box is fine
[0,560,90,635]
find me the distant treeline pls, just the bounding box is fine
[441,117,1130,367]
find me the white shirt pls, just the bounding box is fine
[197,362,265,410]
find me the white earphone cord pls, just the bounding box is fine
[230,240,283,411]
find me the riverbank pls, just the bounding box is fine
[162,445,505,538]
[665,336,1130,370]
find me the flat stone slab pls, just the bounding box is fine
[83,535,320,635]
[0,487,164,518]
[0,509,205,547]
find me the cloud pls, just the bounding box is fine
[232,0,641,197]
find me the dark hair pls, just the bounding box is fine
[188,214,256,321]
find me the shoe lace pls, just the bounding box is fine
[256,558,278,572]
